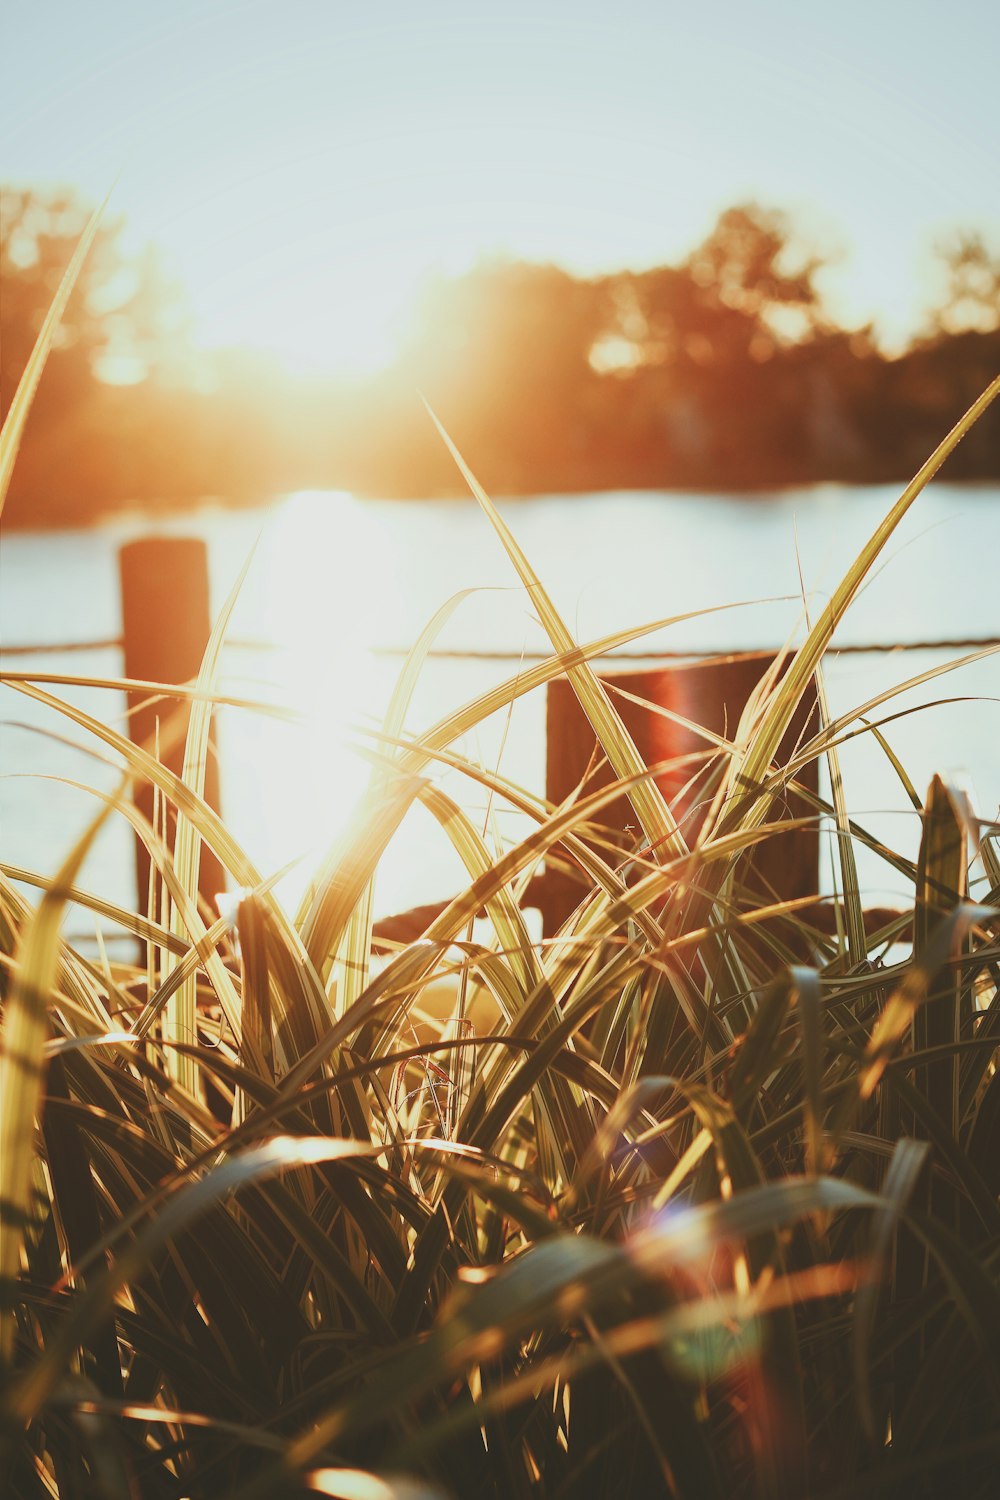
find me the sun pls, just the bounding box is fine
[179,234,426,379]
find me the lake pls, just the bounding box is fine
[2,482,998,944]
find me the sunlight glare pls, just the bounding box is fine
[182,234,426,378]
[256,490,395,869]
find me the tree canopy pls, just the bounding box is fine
[0,189,178,415]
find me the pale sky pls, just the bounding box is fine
[4,0,999,373]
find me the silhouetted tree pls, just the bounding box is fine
[0,189,180,413]
[395,262,615,490]
[926,231,1000,337]
[588,206,835,484]
[599,205,825,372]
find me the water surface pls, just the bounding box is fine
[2,483,997,937]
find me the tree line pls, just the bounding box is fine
[2,190,998,528]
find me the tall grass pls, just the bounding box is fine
[1,236,999,1499]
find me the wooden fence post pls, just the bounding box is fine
[539,655,819,937]
[118,537,226,917]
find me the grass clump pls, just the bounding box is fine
[1,239,999,1499]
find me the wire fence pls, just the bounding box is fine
[3,635,999,661]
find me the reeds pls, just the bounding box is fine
[1,231,999,1499]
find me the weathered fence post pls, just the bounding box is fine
[539,655,819,937]
[118,537,226,916]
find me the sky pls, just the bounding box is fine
[4,0,999,374]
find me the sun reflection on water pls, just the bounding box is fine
[220,490,398,912]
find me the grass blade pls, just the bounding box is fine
[0,196,107,516]
[425,404,688,867]
[0,776,124,1361]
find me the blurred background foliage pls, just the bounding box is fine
[2,190,999,527]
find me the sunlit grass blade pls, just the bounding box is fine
[712,376,1000,899]
[334,589,483,1023]
[799,644,1000,763]
[165,546,255,1095]
[864,717,924,812]
[299,769,427,979]
[912,777,969,1139]
[0,196,107,517]
[860,901,994,1101]
[764,376,998,776]
[0,774,124,1362]
[363,725,671,944]
[425,402,688,867]
[817,666,867,966]
[27,776,252,1072]
[304,1470,452,1499]
[1,860,186,957]
[4,677,334,1038]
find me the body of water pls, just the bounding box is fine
[2,482,998,940]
